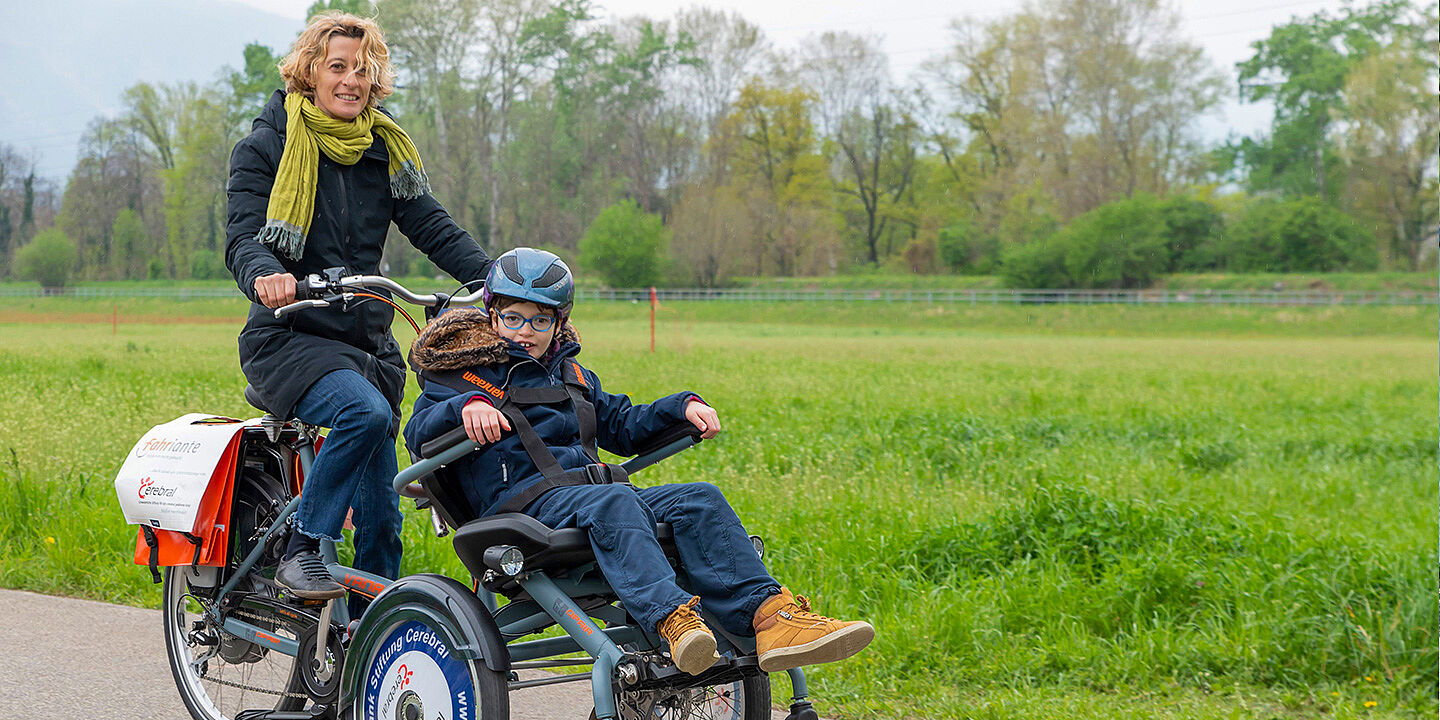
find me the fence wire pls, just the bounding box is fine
[1,285,1434,306]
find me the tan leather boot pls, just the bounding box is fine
[657,596,719,675]
[753,588,874,672]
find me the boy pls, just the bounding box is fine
[404,248,874,675]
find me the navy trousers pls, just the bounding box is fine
[528,482,781,636]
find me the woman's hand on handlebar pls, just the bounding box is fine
[685,399,721,439]
[462,397,511,444]
[254,273,297,309]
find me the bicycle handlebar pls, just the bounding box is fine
[273,272,486,319]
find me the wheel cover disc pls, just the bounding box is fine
[360,620,475,720]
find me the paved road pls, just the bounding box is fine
[1,588,798,719]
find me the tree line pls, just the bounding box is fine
[4,0,1435,289]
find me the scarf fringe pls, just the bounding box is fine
[390,160,430,200]
[256,220,306,261]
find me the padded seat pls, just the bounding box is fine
[452,512,676,585]
[244,384,285,419]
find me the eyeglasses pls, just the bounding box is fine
[497,311,556,333]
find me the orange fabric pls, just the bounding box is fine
[131,429,243,568]
[131,428,321,568]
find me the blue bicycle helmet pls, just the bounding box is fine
[483,248,575,318]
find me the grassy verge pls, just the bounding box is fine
[0,300,1434,719]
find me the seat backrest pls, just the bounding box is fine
[404,446,480,529]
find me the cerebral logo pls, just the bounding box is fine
[396,663,413,690]
[137,477,178,500]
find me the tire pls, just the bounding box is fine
[163,468,310,720]
[613,674,770,720]
[348,603,508,720]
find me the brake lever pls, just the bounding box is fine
[273,299,331,318]
[272,290,356,318]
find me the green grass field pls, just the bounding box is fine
[0,297,1435,719]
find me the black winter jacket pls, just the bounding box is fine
[404,310,699,518]
[225,91,491,422]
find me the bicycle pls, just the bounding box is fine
[154,271,821,720]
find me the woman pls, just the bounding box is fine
[225,12,490,600]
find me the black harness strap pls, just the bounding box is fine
[417,362,625,515]
[562,360,599,463]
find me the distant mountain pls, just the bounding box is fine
[0,0,302,181]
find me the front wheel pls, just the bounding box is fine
[614,675,770,720]
[346,575,509,720]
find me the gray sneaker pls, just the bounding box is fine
[275,550,344,599]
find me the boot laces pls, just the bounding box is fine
[660,596,705,638]
[788,595,837,623]
[296,552,332,581]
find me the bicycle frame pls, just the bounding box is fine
[206,429,392,662]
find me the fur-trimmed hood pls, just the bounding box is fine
[409,308,580,371]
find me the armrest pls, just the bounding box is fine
[419,425,472,459]
[629,422,704,459]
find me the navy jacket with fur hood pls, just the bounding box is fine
[404,309,699,518]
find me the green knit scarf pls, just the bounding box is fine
[257,92,429,261]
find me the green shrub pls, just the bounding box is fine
[15,227,77,289]
[1160,195,1225,271]
[1220,197,1377,272]
[1059,195,1170,288]
[999,236,1070,288]
[579,200,668,287]
[938,219,1001,274]
[188,250,228,280]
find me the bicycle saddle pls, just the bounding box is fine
[243,384,286,420]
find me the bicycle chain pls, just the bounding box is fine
[197,670,310,700]
[192,606,316,701]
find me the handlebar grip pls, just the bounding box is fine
[293,278,313,301]
[418,425,474,459]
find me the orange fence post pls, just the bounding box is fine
[649,287,657,353]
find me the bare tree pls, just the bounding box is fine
[922,0,1222,224]
[793,32,889,138]
[472,0,560,249]
[671,7,766,136]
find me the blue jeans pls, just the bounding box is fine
[528,482,781,636]
[291,369,402,582]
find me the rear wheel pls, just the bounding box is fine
[614,675,769,720]
[162,468,311,720]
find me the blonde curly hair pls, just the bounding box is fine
[278,11,395,106]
